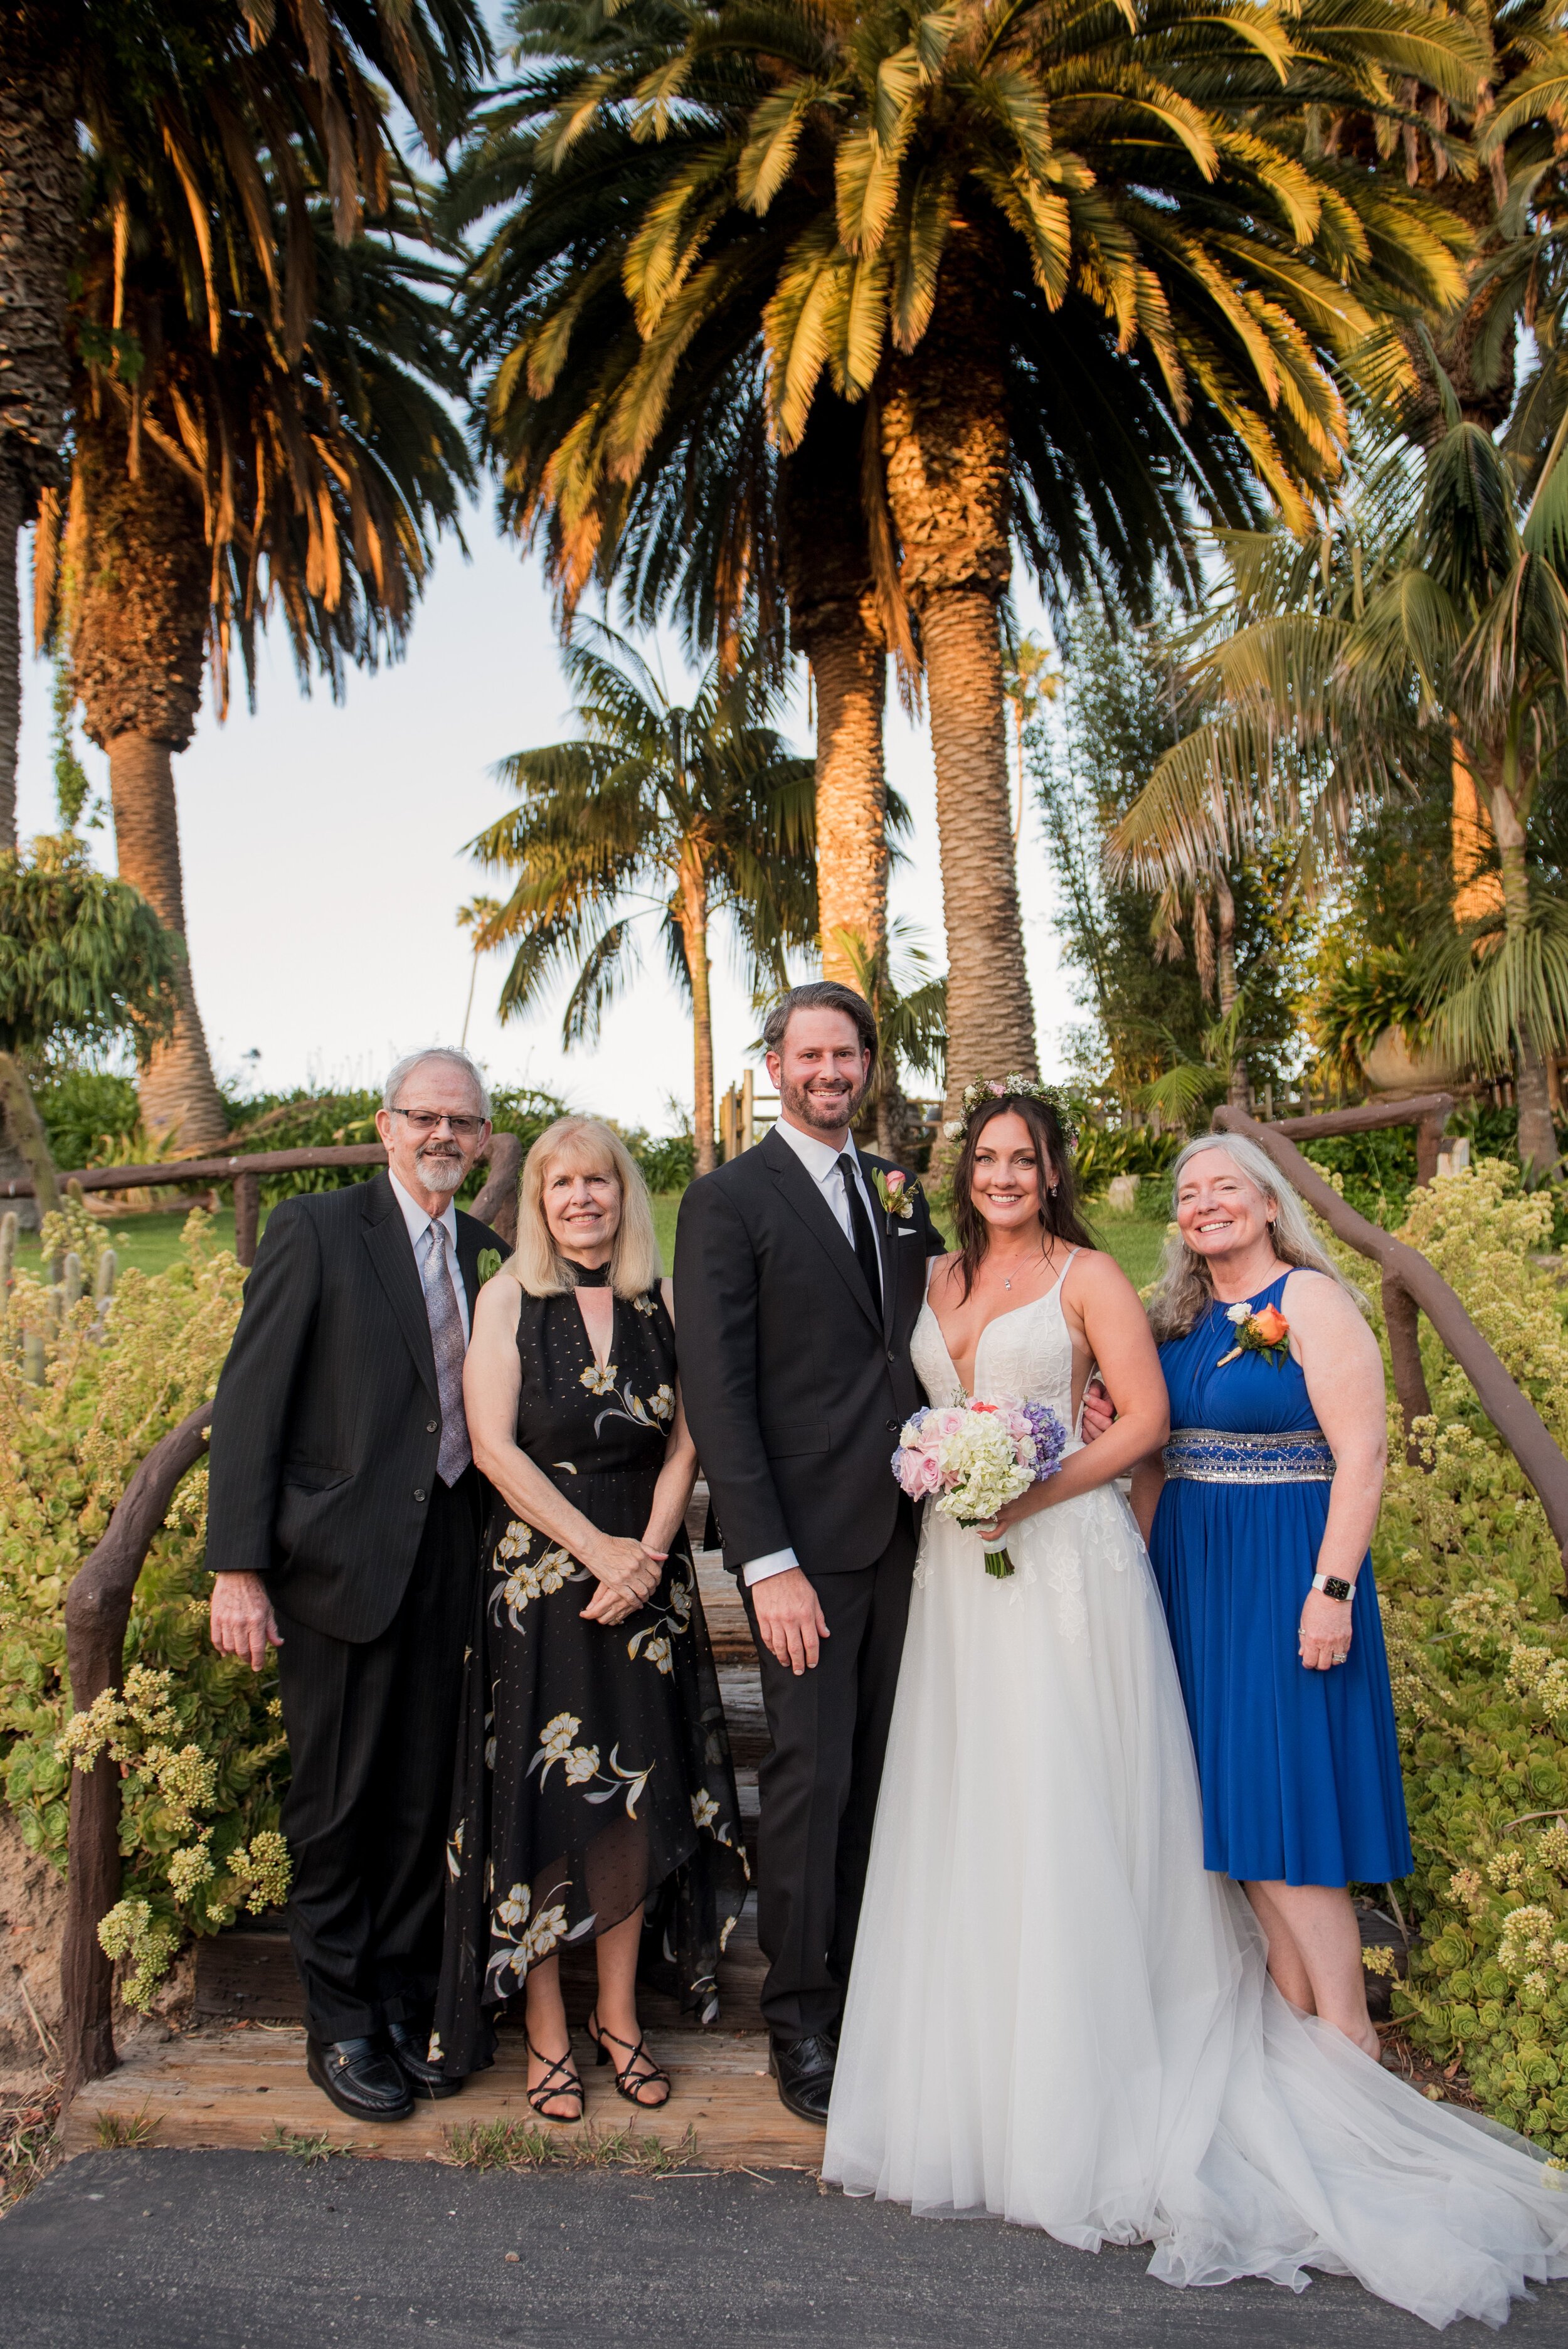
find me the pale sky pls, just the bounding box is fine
[10,490,1071,1135]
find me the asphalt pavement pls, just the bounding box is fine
[3,2150,1565,2349]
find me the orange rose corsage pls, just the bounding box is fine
[1216,1300,1291,1369]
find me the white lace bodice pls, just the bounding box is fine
[907,1263,1094,1625]
[909,1268,1079,1428]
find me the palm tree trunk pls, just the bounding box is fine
[678,847,717,1177]
[0,21,77,856]
[1451,733,1502,923]
[780,405,889,984]
[73,415,226,1148]
[915,588,1037,1118]
[882,253,1037,1124]
[105,733,228,1147]
[0,461,18,852]
[1215,872,1247,1109]
[1491,783,1557,1174]
[810,617,887,984]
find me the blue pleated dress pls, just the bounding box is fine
[1149,1270,1412,1888]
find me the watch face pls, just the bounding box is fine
[1322,1576,1352,1603]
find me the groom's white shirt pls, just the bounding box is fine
[742,1120,882,1589]
[388,1170,470,1342]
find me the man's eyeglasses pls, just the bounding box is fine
[389,1109,488,1140]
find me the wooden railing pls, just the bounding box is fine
[1212,1105,1568,1577]
[2,1131,523,1267]
[1257,1091,1455,1187]
[56,1139,521,2094]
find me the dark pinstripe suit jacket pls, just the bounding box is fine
[206,1172,489,1643]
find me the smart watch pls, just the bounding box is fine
[1311,1573,1355,1603]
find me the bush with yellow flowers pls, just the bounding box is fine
[0,1200,290,2008]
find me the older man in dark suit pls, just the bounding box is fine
[675,982,944,2123]
[206,1047,493,2123]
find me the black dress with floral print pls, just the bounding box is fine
[430,1270,748,2077]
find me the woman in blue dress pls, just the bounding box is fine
[1132,1132,1411,2061]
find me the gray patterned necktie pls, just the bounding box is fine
[420,1221,472,1486]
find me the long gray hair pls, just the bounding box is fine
[1145,1133,1367,1341]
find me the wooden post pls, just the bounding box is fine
[1414,1108,1447,1187]
[468,1131,523,1249]
[61,1403,215,2096]
[233,1172,260,1268]
[1381,1272,1433,1466]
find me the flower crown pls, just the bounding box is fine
[945,1075,1081,1152]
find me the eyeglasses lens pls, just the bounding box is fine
[397,1111,484,1138]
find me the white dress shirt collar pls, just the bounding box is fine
[389,1169,459,1251]
[388,1169,469,1340]
[771,1115,861,1180]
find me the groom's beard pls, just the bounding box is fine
[414,1142,467,1194]
[780,1069,872,1133]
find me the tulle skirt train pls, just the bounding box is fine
[822,1485,1568,2330]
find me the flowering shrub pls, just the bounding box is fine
[1340,1162,1568,2152]
[0,1202,290,2009]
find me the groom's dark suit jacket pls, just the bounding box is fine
[674,1127,943,1577]
[206,1172,489,1643]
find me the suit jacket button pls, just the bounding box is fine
[885,1419,901,1434]
[413,1487,426,1504]
[886,1349,896,1364]
[426,1419,439,1434]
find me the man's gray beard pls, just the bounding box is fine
[415,1148,466,1194]
[780,1073,871,1132]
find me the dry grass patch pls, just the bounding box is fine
[445,2117,700,2174]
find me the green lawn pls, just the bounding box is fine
[655,1194,1169,1290]
[8,1190,1168,1297]
[11,1206,246,1280]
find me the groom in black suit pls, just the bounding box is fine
[675,982,943,2121]
[206,1049,493,2123]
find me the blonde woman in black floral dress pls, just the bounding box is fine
[431,1116,746,2116]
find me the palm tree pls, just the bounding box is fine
[480,0,1480,1122]
[1111,386,1568,1172]
[447,53,906,997]
[0,0,489,847]
[470,626,817,1175]
[35,172,473,1145]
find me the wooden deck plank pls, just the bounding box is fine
[61,2024,822,2170]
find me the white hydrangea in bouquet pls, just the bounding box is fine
[892,1396,1069,1577]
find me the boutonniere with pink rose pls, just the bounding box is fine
[872,1167,916,1226]
[1216,1300,1291,1369]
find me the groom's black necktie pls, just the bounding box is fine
[837,1153,882,1303]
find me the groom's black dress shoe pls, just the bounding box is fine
[769,2032,836,2124]
[306,2034,414,2122]
[388,2018,464,2100]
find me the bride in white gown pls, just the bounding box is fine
[822,1085,1568,2330]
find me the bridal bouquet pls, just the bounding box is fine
[892,1397,1069,1578]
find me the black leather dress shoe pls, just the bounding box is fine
[388,2018,464,2100]
[769,2032,836,2124]
[305,2035,414,2122]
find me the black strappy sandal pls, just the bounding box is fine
[586,2010,670,2109]
[524,2030,585,2124]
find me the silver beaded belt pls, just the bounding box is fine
[1163,1428,1335,1484]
